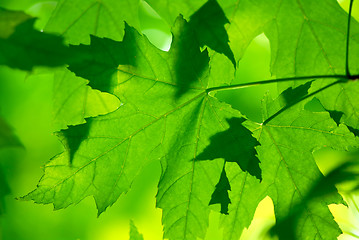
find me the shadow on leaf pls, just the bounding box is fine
[0,8,71,71]
[197,117,262,180]
[172,0,234,98]
[209,167,231,214]
[68,23,138,93]
[57,118,92,164]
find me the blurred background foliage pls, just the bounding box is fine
[0,0,359,239]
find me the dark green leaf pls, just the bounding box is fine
[0,8,70,70]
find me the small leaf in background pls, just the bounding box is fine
[0,117,22,149]
[129,220,144,240]
[0,167,10,214]
[0,117,22,214]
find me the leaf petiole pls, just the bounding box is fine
[263,78,347,124]
[206,74,348,93]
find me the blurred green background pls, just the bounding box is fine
[1,0,359,239]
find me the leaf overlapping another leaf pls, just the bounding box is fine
[16,0,359,239]
[0,8,70,70]
[264,0,359,133]
[23,16,262,240]
[249,91,358,240]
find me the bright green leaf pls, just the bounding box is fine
[247,91,359,239]
[45,0,141,44]
[220,162,263,240]
[23,17,246,240]
[53,69,121,130]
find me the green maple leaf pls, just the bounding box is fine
[310,79,359,134]
[208,82,359,240]
[0,8,71,71]
[11,0,141,130]
[23,17,258,240]
[40,0,236,129]
[262,0,359,139]
[265,0,359,79]
[16,0,359,239]
[30,0,132,129]
[184,0,235,66]
[251,0,359,134]
[66,0,234,97]
[272,155,359,240]
[249,92,358,239]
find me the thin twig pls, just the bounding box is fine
[263,78,347,124]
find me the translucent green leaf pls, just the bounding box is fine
[266,0,359,82]
[248,92,359,240]
[220,162,263,240]
[42,0,142,128]
[271,153,359,240]
[53,69,121,130]
[23,17,247,240]
[264,0,359,140]
[45,0,141,44]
